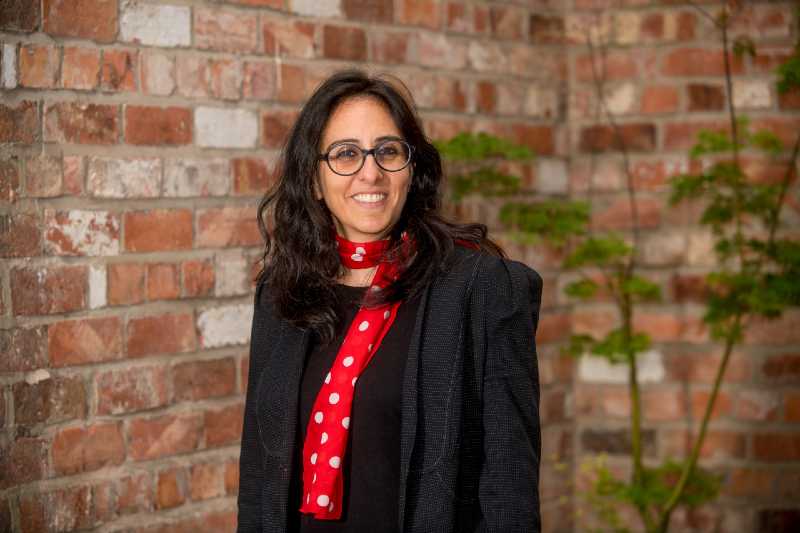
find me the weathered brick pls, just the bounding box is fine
[24,154,63,198]
[48,316,123,367]
[176,54,210,98]
[87,157,161,198]
[753,433,800,462]
[575,50,637,82]
[197,206,260,248]
[18,484,93,531]
[369,30,410,64]
[44,209,120,256]
[100,48,137,92]
[120,3,191,47]
[96,365,169,415]
[125,106,192,146]
[662,48,744,77]
[19,43,59,88]
[417,33,467,70]
[762,354,800,383]
[156,467,186,509]
[0,213,41,257]
[232,157,273,196]
[663,120,727,151]
[732,78,772,109]
[163,158,229,197]
[0,437,48,490]
[13,375,86,425]
[0,158,21,202]
[398,0,441,29]
[641,85,679,114]
[745,310,800,346]
[89,264,106,310]
[127,413,203,461]
[197,304,254,348]
[261,109,297,148]
[735,389,780,422]
[11,265,87,315]
[243,60,276,100]
[124,209,193,252]
[0,100,38,144]
[0,0,40,32]
[510,124,555,156]
[45,102,119,145]
[190,462,225,501]
[61,46,100,90]
[174,358,237,401]
[224,460,239,494]
[579,123,656,153]
[146,263,180,301]
[108,262,145,305]
[277,63,307,103]
[263,16,316,58]
[205,403,245,448]
[581,428,657,456]
[0,326,48,372]
[194,6,258,53]
[208,58,242,100]
[290,0,340,17]
[53,422,125,474]
[530,14,565,44]
[43,0,118,42]
[195,107,258,149]
[141,50,175,96]
[62,155,85,195]
[2,43,17,89]
[687,83,725,111]
[182,260,215,298]
[490,5,524,40]
[127,313,197,358]
[98,472,154,516]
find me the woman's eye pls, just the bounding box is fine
[332,147,359,160]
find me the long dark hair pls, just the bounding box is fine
[257,69,503,344]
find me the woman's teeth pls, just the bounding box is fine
[353,193,386,203]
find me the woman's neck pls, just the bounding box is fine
[338,265,378,287]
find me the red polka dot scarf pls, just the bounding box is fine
[299,234,406,520]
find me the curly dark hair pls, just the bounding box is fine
[257,69,503,344]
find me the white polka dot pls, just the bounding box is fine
[329,456,341,468]
[358,320,369,331]
[342,356,354,367]
[341,417,350,429]
[307,493,310,504]
[317,494,330,507]
[310,452,318,465]
[324,372,331,384]
[351,253,363,262]
[383,310,390,320]
[367,344,373,352]
[370,286,381,293]
[328,502,334,512]
[321,432,328,444]
[356,246,366,255]
[314,411,323,424]
[312,473,317,484]
[329,392,340,404]
[351,377,357,387]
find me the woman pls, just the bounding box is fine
[237,70,543,533]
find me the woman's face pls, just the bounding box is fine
[317,97,412,243]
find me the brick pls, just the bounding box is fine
[89,264,106,309]
[100,48,137,92]
[0,213,41,257]
[205,403,245,448]
[579,123,656,153]
[778,87,800,110]
[581,428,656,456]
[578,350,664,384]
[141,50,175,96]
[197,304,254,348]
[45,102,119,145]
[146,263,180,300]
[13,375,86,425]
[19,44,59,88]
[195,106,258,149]
[125,106,192,145]
[124,209,193,252]
[44,209,120,256]
[575,385,629,418]
[575,51,637,82]
[0,0,40,31]
[61,46,100,90]
[194,6,258,53]
[261,109,297,148]
[62,155,85,195]
[25,154,63,197]
[641,85,679,114]
[156,467,186,509]
[96,365,169,415]
[2,43,17,87]
[127,413,202,461]
[786,392,800,422]
[642,387,686,421]
[127,313,197,358]
[19,485,93,532]
[445,2,469,33]
[490,5,524,40]
[662,48,744,77]
[120,3,191,47]
[0,437,47,490]
[745,310,800,346]
[87,157,160,198]
[224,460,239,494]
[724,467,774,498]
[323,25,367,61]
[0,326,48,372]
[182,260,215,298]
[753,433,800,462]
[197,206,260,248]
[108,263,145,305]
[735,389,780,422]
[215,251,250,297]
[687,83,725,111]
[49,316,123,367]
[107,472,154,516]
[277,63,307,103]
[763,354,800,383]
[11,265,87,316]
[530,14,564,44]
[208,58,242,100]
[263,17,316,58]
[43,0,117,42]
[691,389,732,421]
[53,422,125,475]
[232,157,273,195]
[290,0,340,17]
[176,55,210,98]
[0,158,21,202]
[732,79,772,109]
[398,0,441,30]
[243,60,276,100]
[369,31,410,64]
[190,462,225,501]
[670,273,710,303]
[663,120,727,151]
[0,100,38,144]
[174,358,237,401]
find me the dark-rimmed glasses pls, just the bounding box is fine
[319,139,413,176]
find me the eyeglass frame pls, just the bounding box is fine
[317,139,414,177]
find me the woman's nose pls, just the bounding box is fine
[357,153,382,183]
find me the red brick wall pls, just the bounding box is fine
[0,1,798,532]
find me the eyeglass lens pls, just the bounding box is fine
[327,140,410,175]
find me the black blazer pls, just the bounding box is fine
[237,247,543,532]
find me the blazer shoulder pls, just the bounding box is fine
[448,246,542,298]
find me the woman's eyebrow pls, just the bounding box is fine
[324,135,403,152]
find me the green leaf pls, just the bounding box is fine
[500,200,590,246]
[591,328,651,363]
[669,173,711,205]
[435,132,534,161]
[564,234,632,269]
[450,167,520,201]
[776,53,800,94]
[562,333,597,358]
[565,278,600,299]
[690,129,734,158]
[620,275,661,302]
[733,36,756,58]
[749,129,784,155]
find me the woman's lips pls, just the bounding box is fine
[351,193,388,208]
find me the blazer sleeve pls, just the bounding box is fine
[473,256,543,532]
[237,284,270,532]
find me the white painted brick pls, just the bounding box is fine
[163,158,230,197]
[290,0,340,18]
[524,86,558,119]
[141,50,175,96]
[537,158,568,194]
[603,83,636,115]
[687,229,716,267]
[44,209,120,256]
[418,34,467,70]
[195,107,258,149]
[732,79,772,109]
[88,157,162,198]
[89,264,107,309]
[613,12,640,45]
[120,1,191,47]
[2,44,17,89]
[468,41,507,73]
[639,230,686,266]
[579,349,664,384]
[215,251,250,297]
[197,304,254,348]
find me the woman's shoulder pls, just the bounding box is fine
[446,244,543,295]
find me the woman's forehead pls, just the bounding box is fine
[321,97,400,146]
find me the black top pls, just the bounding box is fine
[289,284,420,533]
